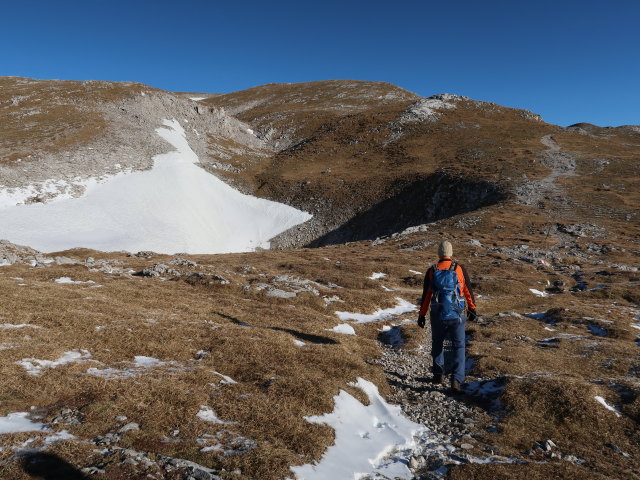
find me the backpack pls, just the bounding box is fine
[430,262,466,322]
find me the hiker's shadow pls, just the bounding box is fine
[21,452,89,480]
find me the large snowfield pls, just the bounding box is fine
[0,119,312,254]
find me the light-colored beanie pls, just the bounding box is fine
[438,240,453,258]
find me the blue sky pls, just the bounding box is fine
[1,0,638,126]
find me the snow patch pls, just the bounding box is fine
[55,277,95,285]
[529,288,549,297]
[0,119,312,254]
[17,350,92,375]
[291,378,423,479]
[86,367,136,379]
[0,412,46,434]
[133,356,168,368]
[330,324,356,335]
[369,272,386,280]
[197,406,236,425]
[0,323,40,329]
[336,297,416,323]
[213,371,237,384]
[44,430,75,444]
[594,396,621,417]
[293,339,306,347]
[86,355,178,379]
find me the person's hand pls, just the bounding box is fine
[417,315,426,328]
[467,308,477,322]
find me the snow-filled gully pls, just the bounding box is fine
[0,119,312,254]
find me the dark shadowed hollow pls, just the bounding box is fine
[308,173,505,247]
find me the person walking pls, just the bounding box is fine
[417,240,477,393]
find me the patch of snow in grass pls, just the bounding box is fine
[17,350,92,375]
[336,297,416,323]
[381,285,396,292]
[200,444,223,452]
[133,356,166,368]
[197,406,236,425]
[214,371,237,384]
[86,355,179,379]
[54,277,95,284]
[0,323,40,329]
[369,272,386,280]
[291,378,424,480]
[86,367,136,379]
[189,96,206,101]
[329,324,356,335]
[0,412,46,434]
[44,430,75,444]
[293,339,306,347]
[409,270,422,275]
[594,396,621,417]
[0,119,312,254]
[529,288,549,297]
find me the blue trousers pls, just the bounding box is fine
[430,315,466,383]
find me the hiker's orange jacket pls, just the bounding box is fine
[418,257,476,317]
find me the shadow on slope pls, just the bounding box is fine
[21,452,89,480]
[308,173,505,247]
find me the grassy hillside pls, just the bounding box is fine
[0,77,638,479]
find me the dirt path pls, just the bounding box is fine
[515,135,577,213]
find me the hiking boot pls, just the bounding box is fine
[431,374,444,385]
[450,378,463,393]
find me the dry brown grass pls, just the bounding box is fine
[1,77,639,478]
[1,209,639,478]
[0,77,155,162]
[0,243,426,479]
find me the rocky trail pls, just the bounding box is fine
[372,318,517,479]
[515,135,577,212]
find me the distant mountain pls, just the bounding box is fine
[1,77,638,253]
